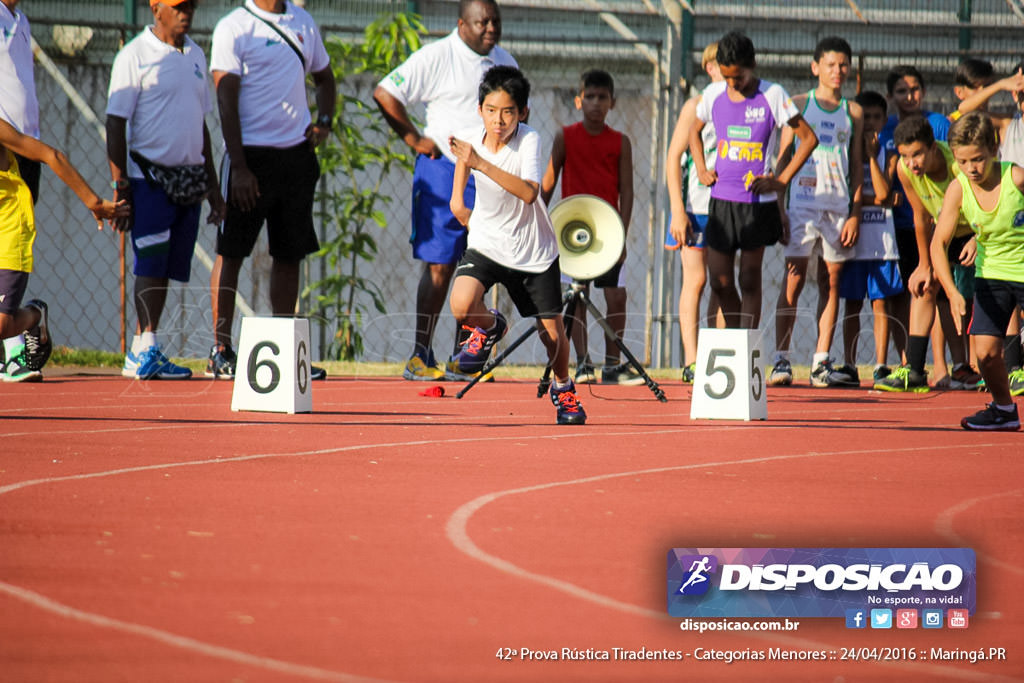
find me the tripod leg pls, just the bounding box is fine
[455,323,539,399]
[578,290,668,402]
[536,287,579,397]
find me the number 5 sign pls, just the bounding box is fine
[231,317,313,414]
[689,328,767,421]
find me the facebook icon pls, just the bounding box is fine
[845,609,867,629]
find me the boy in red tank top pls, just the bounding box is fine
[541,69,640,385]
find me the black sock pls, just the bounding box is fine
[1005,334,1023,370]
[908,335,929,374]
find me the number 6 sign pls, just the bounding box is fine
[689,328,767,421]
[231,317,313,414]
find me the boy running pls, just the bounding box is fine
[689,31,817,330]
[770,36,863,387]
[931,112,1023,430]
[448,66,586,425]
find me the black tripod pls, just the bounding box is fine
[455,280,667,402]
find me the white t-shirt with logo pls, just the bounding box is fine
[462,123,558,273]
[0,4,39,138]
[377,30,517,164]
[209,0,330,148]
[106,28,212,177]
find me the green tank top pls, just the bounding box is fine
[899,142,972,238]
[958,161,1024,283]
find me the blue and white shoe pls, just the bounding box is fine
[136,346,192,380]
[122,350,140,378]
[451,309,507,375]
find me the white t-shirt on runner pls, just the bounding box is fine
[462,123,559,273]
[106,28,212,177]
[0,3,39,138]
[209,0,329,148]
[377,29,517,164]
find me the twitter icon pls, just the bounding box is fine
[870,609,892,629]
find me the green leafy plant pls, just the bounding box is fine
[305,12,424,360]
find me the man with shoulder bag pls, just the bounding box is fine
[106,0,225,380]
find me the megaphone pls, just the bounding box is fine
[548,194,625,281]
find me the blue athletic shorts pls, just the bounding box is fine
[839,259,904,301]
[969,277,1024,337]
[665,212,708,250]
[412,154,475,265]
[129,179,201,282]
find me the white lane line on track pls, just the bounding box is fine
[445,441,1021,682]
[936,489,1024,577]
[0,426,728,682]
[0,580,399,683]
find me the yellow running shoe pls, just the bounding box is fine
[403,355,444,381]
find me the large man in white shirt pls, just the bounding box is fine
[0,0,43,382]
[106,0,224,381]
[373,0,517,382]
[207,0,335,380]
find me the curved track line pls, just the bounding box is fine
[935,488,1024,577]
[445,442,1020,682]
[0,581,397,683]
[0,427,709,681]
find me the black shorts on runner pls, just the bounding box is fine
[455,249,564,318]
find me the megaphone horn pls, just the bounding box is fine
[548,194,625,281]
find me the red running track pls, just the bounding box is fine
[1,374,1022,682]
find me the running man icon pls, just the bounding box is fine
[678,555,715,595]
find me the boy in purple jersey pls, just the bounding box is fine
[689,31,818,329]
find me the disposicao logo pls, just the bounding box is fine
[676,555,718,596]
[666,548,975,619]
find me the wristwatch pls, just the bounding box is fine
[316,114,332,129]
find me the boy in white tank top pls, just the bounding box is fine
[770,37,864,388]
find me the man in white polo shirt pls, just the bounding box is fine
[207,0,335,380]
[373,0,516,382]
[0,0,43,382]
[106,0,224,380]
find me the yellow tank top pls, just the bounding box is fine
[0,149,36,272]
[899,142,972,238]
[959,161,1024,283]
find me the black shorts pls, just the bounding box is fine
[592,260,624,288]
[218,142,321,261]
[970,277,1024,337]
[894,227,918,290]
[706,198,783,252]
[0,269,29,316]
[456,249,564,318]
[14,155,40,204]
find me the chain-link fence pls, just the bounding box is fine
[18,1,1024,371]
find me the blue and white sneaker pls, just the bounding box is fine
[549,378,587,425]
[122,350,140,378]
[451,309,507,375]
[135,346,192,380]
